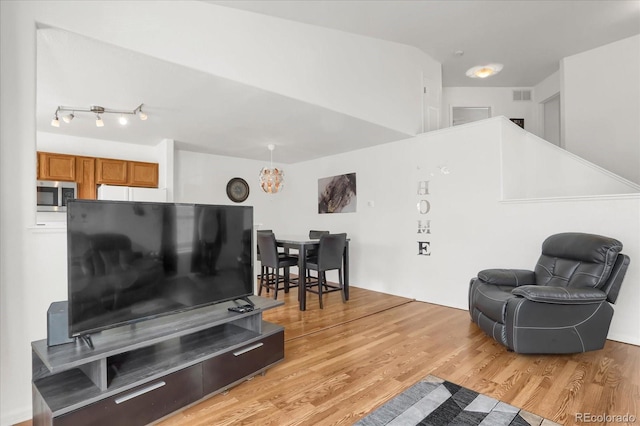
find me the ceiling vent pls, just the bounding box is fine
[513,90,532,101]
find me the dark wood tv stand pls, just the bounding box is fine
[31,296,284,426]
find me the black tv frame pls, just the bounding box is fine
[66,200,254,345]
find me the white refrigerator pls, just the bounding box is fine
[97,185,168,202]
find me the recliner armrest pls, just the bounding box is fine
[512,285,607,304]
[477,269,536,286]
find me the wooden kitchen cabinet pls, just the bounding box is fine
[37,152,76,182]
[37,152,159,199]
[95,158,128,185]
[75,157,96,200]
[128,161,159,187]
[96,159,158,187]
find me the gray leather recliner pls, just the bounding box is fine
[468,232,630,354]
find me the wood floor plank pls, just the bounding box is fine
[17,286,640,426]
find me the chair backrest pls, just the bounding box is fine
[256,232,279,268]
[535,233,624,292]
[309,230,329,239]
[256,229,273,256]
[317,233,347,271]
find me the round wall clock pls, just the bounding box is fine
[226,177,250,203]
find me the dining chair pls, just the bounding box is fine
[256,229,272,279]
[309,230,329,239]
[256,232,299,300]
[304,230,329,287]
[305,233,347,309]
[256,229,295,288]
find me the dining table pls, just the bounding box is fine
[275,235,350,311]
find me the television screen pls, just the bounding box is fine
[67,200,253,337]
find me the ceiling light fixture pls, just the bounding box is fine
[259,144,284,194]
[50,103,148,127]
[466,63,503,79]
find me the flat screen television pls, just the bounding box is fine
[67,200,253,339]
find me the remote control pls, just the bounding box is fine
[227,304,254,313]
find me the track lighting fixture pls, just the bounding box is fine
[50,103,148,127]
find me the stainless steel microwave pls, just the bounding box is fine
[37,181,76,212]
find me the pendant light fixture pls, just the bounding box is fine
[259,144,284,194]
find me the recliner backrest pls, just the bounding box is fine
[535,232,623,289]
[600,253,631,304]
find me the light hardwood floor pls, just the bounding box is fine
[19,286,639,426]
[158,286,638,426]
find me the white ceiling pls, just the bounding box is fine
[36,1,640,164]
[211,0,640,87]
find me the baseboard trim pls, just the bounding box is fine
[1,406,32,426]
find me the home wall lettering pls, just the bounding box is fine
[417,179,431,256]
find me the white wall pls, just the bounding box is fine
[1,3,41,423]
[442,87,537,133]
[562,35,640,184]
[174,149,286,229]
[274,118,639,344]
[534,71,560,105]
[533,71,561,140]
[500,121,640,199]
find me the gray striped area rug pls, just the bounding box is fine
[355,375,560,426]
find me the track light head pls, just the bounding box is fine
[51,114,60,128]
[62,113,74,124]
[95,114,104,127]
[118,115,128,125]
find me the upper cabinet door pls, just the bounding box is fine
[76,156,97,199]
[128,161,159,188]
[96,158,128,185]
[38,152,76,181]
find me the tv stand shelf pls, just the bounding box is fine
[32,296,284,426]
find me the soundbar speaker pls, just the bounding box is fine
[47,301,74,347]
